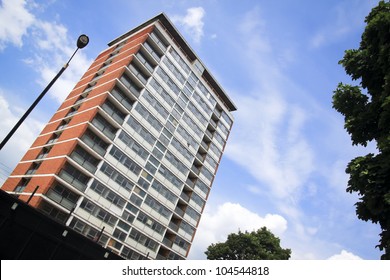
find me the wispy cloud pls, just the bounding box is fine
[0,91,45,181]
[327,250,362,260]
[227,7,315,209]
[309,0,376,48]
[0,0,35,50]
[28,20,92,103]
[0,0,91,104]
[171,7,205,44]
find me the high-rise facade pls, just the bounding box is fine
[1,13,236,260]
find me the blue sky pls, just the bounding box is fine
[0,0,382,259]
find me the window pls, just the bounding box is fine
[177,125,198,149]
[113,228,127,241]
[80,198,118,226]
[47,131,62,144]
[169,48,191,74]
[59,163,90,192]
[170,137,193,162]
[144,195,171,219]
[119,74,142,98]
[137,211,165,234]
[14,178,30,193]
[126,116,156,146]
[75,91,89,105]
[182,113,202,136]
[38,201,68,224]
[150,31,168,52]
[101,99,126,124]
[151,179,177,204]
[111,86,134,111]
[118,131,149,160]
[143,40,162,61]
[109,146,142,175]
[158,165,183,189]
[141,90,169,119]
[162,57,185,85]
[128,228,158,251]
[190,192,205,208]
[185,206,200,223]
[81,129,109,156]
[135,51,155,73]
[195,179,209,196]
[26,162,41,175]
[57,118,71,130]
[122,210,135,224]
[70,145,100,173]
[46,183,79,210]
[149,78,175,107]
[129,63,149,84]
[179,220,195,237]
[100,162,133,192]
[90,180,126,209]
[174,236,190,251]
[156,67,180,96]
[91,114,118,140]
[37,146,52,159]
[134,103,163,132]
[164,151,189,175]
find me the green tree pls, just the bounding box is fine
[205,227,291,260]
[332,0,390,259]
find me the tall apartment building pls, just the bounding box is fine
[1,13,236,260]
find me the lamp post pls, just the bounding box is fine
[0,34,89,150]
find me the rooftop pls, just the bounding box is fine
[108,13,237,112]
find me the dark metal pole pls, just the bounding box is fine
[0,33,89,151]
[0,64,68,150]
[26,185,39,204]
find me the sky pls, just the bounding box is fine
[0,0,383,260]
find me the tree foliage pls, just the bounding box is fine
[332,0,390,259]
[205,227,291,260]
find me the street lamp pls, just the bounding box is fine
[0,34,89,150]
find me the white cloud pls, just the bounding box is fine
[328,250,362,260]
[171,7,205,44]
[29,21,92,103]
[0,1,91,104]
[188,202,287,259]
[309,0,376,48]
[0,0,35,50]
[0,91,45,184]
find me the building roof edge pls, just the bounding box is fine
[108,13,237,112]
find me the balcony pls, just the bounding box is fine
[156,254,167,260]
[101,101,125,125]
[201,140,210,151]
[70,153,98,174]
[81,135,107,156]
[162,237,173,248]
[58,170,88,192]
[196,153,205,162]
[45,189,77,210]
[190,165,200,175]
[174,206,185,217]
[180,192,190,202]
[186,178,196,188]
[119,75,141,98]
[168,221,179,232]
[209,118,217,129]
[91,115,117,140]
[205,129,213,139]
[129,63,148,84]
[213,109,222,118]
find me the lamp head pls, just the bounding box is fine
[77,34,89,49]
